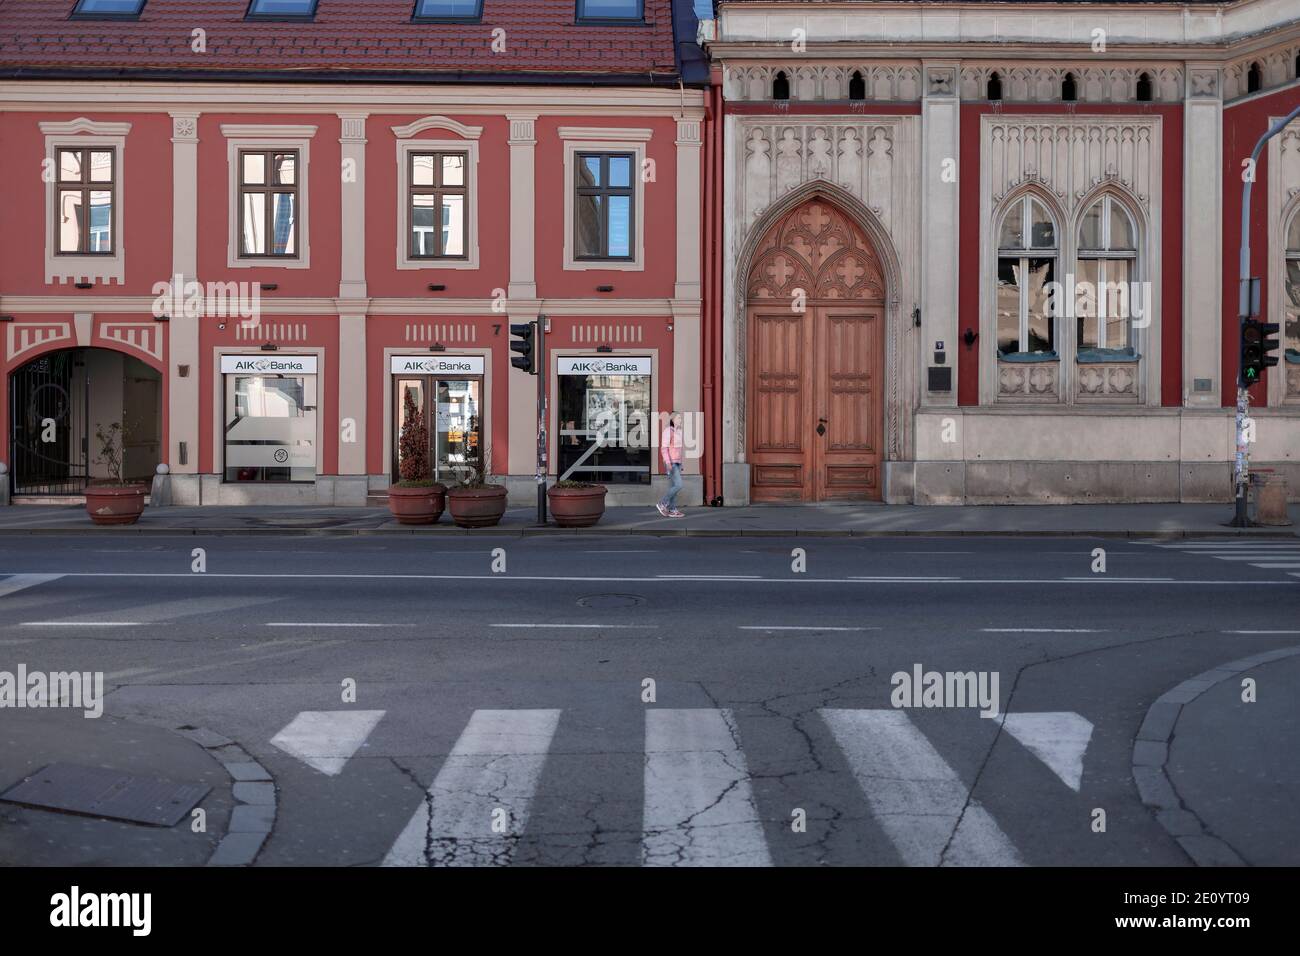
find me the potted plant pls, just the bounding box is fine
[387,389,446,525]
[84,421,147,525]
[547,479,607,528]
[446,445,508,528]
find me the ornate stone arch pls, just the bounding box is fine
[733,179,909,463]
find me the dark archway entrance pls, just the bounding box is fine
[8,348,161,496]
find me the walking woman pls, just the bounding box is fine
[656,411,685,518]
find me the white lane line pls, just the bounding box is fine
[738,625,879,632]
[1247,563,1300,569]
[1199,555,1300,561]
[383,709,561,867]
[998,712,1094,792]
[820,708,1022,867]
[270,710,386,776]
[581,550,658,554]
[490,623,657,629]
[643,708,772,867]
[656,574,763,579]
[21,621,144,627]
[0,571,1293,586]
[981,628,1104,633]
[848,576,958,582]
[0,573,64,598]
[1223,629,1300,634]
[264,622,409,628]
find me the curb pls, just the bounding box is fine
[1132,644,1300,867]
[175,725,277,867]
[0,526,1296,539]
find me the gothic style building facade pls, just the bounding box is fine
[703,0,1300,503]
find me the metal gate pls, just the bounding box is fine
[8,350,89,495]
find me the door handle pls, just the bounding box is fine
[816,418,827,437]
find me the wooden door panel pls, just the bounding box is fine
[748,310,812,501]
[815,308,881,500]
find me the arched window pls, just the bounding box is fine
[1062,72,1077,102]
[1285,210,1300,361]
[987,71,1002,101]
[1076,195,1139,352]
[848,70,865,101]
[772,70,790,101]
[1247,61,1262,93]
[1136,73,1153,102]
[996,195,1058,356]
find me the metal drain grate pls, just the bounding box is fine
[0,763,211,827]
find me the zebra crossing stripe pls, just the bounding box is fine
[820,709,1022,867]
[999,711,1093,792]
[270,710,386,777]
[0,573,64,598]
[643,709,772,867]
[382,709,561,867]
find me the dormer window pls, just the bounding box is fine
[71,0,145,17]
[577,0,643,22]
[246,0,318,19]
[413,0,482,19]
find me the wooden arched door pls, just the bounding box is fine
[745,199,886,501]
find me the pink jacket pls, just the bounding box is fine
[661,425,683,469]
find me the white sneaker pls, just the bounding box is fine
[656,503,669,517]
[668,510,685,518]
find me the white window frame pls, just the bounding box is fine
[222,124,316,270]
[560,127,650,272]
[1076,194,1140,351]
[395,137,480,270]
[41,118,131,286]
[995,194,1058,355]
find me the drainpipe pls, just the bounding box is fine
[708,73,725,503]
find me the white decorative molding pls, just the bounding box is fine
[6,321,72,364]
[394,138,480,272]
[1267,120,1300,408]
[979,114,1164,407]
[169,112,199,142]
[1223,40,1300,100]
[1075,361,1140,404]
[998,361,1061,403]
[39,117,132,136]
[558,126,653,143]
[725,63,921,102]
[959,65,1184,103]
[100,321,164,363]
[726,116,920,468]
[337,112,368,144]
[506,114,537,145]
[389,116,481,140]
[676,120,702,146]
[221,123,318,139]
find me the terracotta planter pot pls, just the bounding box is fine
[446,485,508,528]
[547,484,607,528]
[84,484,147,526]
[387,483,446,525]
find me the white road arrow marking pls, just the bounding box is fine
[270,710,386,777]
[999,711,1094,792]
[820,708,1022,867]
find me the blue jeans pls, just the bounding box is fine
[659,463,683,510]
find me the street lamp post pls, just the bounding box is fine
[1232,104,1300,528]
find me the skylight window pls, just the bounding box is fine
[71,0,146,18]
[413,0,483,20]
[246,0,319,19]
[577,0,643,22]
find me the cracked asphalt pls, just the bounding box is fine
[0,533,1296,867]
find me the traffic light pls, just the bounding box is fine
[1239,317,1280,387]
[510,321,536,374]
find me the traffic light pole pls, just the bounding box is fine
[536,315,548,526]
[1233,105,1300,527]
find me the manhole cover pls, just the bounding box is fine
[0,763,210,827]
[577,594,645,609]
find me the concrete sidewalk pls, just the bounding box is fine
[0,501,1296,536]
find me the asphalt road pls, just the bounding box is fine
[1,533,1297,867]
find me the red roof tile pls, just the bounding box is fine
[0,1,683,81]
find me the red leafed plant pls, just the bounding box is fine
[397,387,433,486]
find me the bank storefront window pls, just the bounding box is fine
[222,355,317,482]
[558,355,651,484]
[390,355,484,484]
